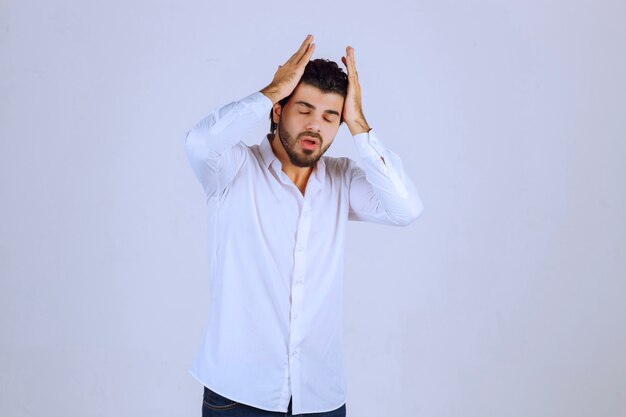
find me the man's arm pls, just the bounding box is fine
[347,130,423,225]
[184,35,316,197]
[184,93,271,197]
[341,46,423,225]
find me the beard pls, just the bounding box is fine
[277,121,331,168]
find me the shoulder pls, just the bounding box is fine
[322,155,362,178]
[322,155,356,171]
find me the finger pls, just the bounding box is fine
[346,46,354,67]
[343,47,353,70]
[346,46,358,78]
[298,42,315,64]
[289,34,314,63]
[297,34,314,57]
[342,56,355,85]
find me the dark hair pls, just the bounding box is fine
[269,59,348,133]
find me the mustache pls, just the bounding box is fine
[298,132,322,141]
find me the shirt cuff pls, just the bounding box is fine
[242,91,274,119]
[352,129,387,159]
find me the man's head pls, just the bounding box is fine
[269,59,348,168]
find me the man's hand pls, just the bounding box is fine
[341,46,371,136]
[260,35,316,105]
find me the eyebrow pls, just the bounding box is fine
[295,101,340,117]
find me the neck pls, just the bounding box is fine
[268,133,314,192]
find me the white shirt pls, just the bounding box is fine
[184,91,423,414]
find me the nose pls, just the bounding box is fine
[304,113,323,134]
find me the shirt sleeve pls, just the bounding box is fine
[347,129,424,226]
[184,91,273,198]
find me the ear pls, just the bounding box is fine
[272,103,282,124]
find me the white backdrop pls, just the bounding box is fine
[1,1,625,416]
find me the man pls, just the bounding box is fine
[184,34,423,417]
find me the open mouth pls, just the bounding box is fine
[300,136,319,149]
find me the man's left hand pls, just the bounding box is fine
[341,46,371,136]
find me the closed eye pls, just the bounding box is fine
[299,110,337,123]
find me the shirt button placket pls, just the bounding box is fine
[288,202,312,407]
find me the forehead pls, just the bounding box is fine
[288,83,344,113]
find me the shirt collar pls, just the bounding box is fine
[259,134,278,169]
[259,134,326,193]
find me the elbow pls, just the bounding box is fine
[391,199,424,226]
[184,128,198,150]
[184,127,204,148]
[184,128,219,160]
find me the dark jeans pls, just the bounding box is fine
[202,386,347,417]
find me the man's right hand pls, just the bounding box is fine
[260,34,316,105]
